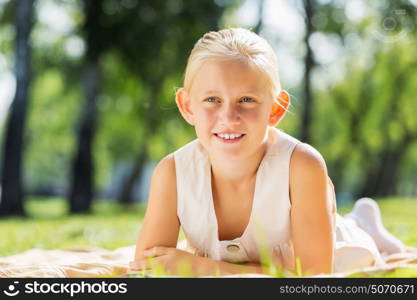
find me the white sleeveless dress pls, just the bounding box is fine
[173,127,385,274]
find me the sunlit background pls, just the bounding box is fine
[1,0,417,218]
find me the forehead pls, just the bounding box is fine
[189,59,269,96]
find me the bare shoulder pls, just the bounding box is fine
[153,153,176,178]
[290,143,327,174]
[147,153,177,206]
[289,143,329,204]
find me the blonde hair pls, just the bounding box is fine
[183,28,281,99]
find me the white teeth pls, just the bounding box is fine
[217,133,243,140]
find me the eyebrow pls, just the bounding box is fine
[202,90,263,95]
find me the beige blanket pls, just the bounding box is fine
[1,245,416,278]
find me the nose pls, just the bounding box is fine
[219,102,240,125]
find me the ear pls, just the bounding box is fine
[268,90,290,126]
[175,88,195,126]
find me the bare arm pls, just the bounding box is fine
[131,154,285,276]
[131,154,281,276]
[132,154,181,262]
[289,143,336,276]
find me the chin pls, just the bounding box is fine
[212,146,247,159]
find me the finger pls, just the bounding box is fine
[131,257,169,275]
[129,259,151,271]
[272,245,284,268]
[143,246,171,258]
[280,243,295,271]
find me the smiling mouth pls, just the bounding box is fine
[213,133,246,142]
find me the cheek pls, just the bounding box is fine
[239,107,268,122]
[193,110,214,135]
[194,108,216,126]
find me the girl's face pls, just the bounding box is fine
[177,59,279,160]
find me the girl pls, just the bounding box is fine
[129,28,413,277]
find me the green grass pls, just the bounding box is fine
[338,197,417,248]
[0,196,416,277]
[0,197,146,256]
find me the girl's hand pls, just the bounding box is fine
[129,247,205,276]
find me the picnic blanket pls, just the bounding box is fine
[1,245,417,278]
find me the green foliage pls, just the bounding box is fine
[0,197,146,257]
[0,0,416,222]
[313,37,417,197]
[1,197,416,278]
[25,69,80,192]
[0,0,236,196]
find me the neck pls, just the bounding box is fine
[208,128,273,189]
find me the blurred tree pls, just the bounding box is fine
[303,0,417,199]
[68,0,238,208]
[299,0,316,144]
[357,46,417,197]
[110,0,233,204]
[0,0,35,216]
[253,0,265,34]
[315,41,417,199]
[68,0,107,213]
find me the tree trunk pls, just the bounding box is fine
[300,0,314,143]
[68,0,104,213]
[68,59,100,213]
[359,133,414,198]
[253,0,265,34]
[377,142,409,196]
[117,81,161,204]
[0,0,35,216]
[357,57,412,198]
[118,146,148,205]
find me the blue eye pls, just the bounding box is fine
[206,97,218,103]
[241,97,255,103]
